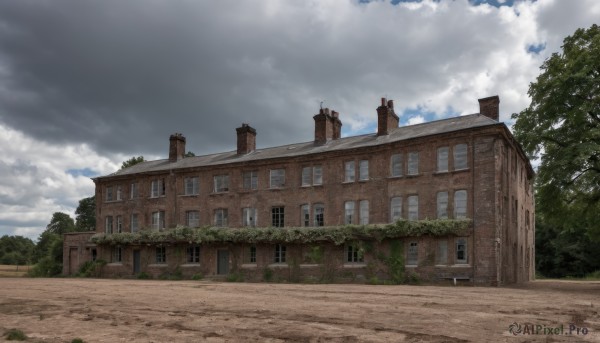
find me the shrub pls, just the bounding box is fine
[191,273,203,280]
[226,272,244,282]
[263,267,273,282]
[5,328,27,341]
[77,260,107,278]
[71,339,85,343]
[136,272,151,279]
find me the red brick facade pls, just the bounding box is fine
[63,96,535,285]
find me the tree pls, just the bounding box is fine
[0,235,35,265]
[184,151,195,157]
[121,156,145,170]
[45,212,76,235]
[75,196,96,231]
[31,212,76,265]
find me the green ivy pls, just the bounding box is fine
[90,219,471,246]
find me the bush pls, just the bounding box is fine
[77,260,106,278]
[71,339,85,343]
[28,256,62,277]
[5,328,27,341]
[136,272,151,279]
[191,273,203,280]
[226,272,244,282]
[263,267,273,282]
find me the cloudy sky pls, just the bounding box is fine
[0,0,598,240]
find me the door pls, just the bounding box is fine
[69,248,78,275]
[133,250,141,274]
[217,250,229,275]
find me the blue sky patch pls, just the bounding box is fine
[66,168,98,178]
[527,43,546,54]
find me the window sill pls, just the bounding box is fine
[148,263,168,267]
[181,263,200,267]
[107,262,123,266]
[268,263,288,268]
[299,263,320,268]
[451,264,470,267]
[180,194,199,197]
[405,264,418,268]
[149,196,166,199]
[388,175,403,179]
[210,191,229,195]
[405,173,420,178]
[341,181,355,184]
[241,263,257,269]
[343,263,366,268]
[433,171,449,175]
[453,168,470,173]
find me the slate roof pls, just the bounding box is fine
[98,113,500,179]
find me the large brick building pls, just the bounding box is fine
[64,96,535,285]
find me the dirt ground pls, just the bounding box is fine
[0,278,599,342]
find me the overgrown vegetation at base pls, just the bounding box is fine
[76,260,106,278]
[4,328,27,341]
[90,219,472,246]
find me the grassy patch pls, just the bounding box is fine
[5,328,27,341]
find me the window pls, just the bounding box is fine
[272,207,285,227]
[213,175,229,193]
[391,154,403,177]
[242,207,257,227]
[270,169,285,188]
[243,171,258,190]
[151,211,165,230]
[156,246,166,264]
[359,160,369,181]
[302,167,311,186]
[390,197,402,222]
[186,210,200,227]
[313,166,323,185]
[408,195,418,220]
[437,147,449,172]
[274,244,286,263]
[359,200,369,225]
[106,186,114,202]
[344,201,355,224]
[313,203,324,227]
[454,144,468,170]
[105,216,113,234]
[130,214,139,233]
[247,246,257,263]
[151,179,165,198]
[437,191,448,219]
[116,186,122,200]
[408,152,419,175]
[301,204,310,227]
[346,244,363,263]
[116,215,123,233]
[344,161,355,182]
[407,242,418,265]
[187,245,200,263]
[454,190,467,219]
[130,182,139,199]
[184,177,199,195]
[456,238,467,264]
[112,247,122,263]
[303,165,323,186]
[436,240,448,265]
[214,209,228,227]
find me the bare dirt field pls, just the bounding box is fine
[0,278,599,342]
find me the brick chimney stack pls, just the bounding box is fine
[376,97,399,136]
[236,123,257,155]
[169,133,186,162]
[478,95,500,121]
[314,108,342,145]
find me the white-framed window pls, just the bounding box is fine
[408,152,419,175]
[274,244,286,263]
[437,191,449,219]
[130,182,139,199]
[271,206,285,227]
[184,177,199,195]
[213,175,229,193]
[269,169,285,188]
[151,179,165,198]
[344,161,355,182]
[408,195,419,221]
[116,215,123,233]
[301,204,310,227]
[359,200,369,225]
[437,147,449,172]
[130,214,139,233]
[454,190,467,219]
[407,241,418,265]
[390,197,402,222]
[112,247,122,263]
[186,210,200,227]
[456,238,467,264]
[344,201,355,224]
[313,203,324,227]
[313,165,323,185]
[106,186,114,202]
[243,171,258,190]
[214,209,228,227]
[345,244,364,263]
[187,245,200,263]
[105,216,113,234]
[248,246,257,263]
[156,246,166,264]
[359,160,369,181]
[116,186,122,201]
[242,207,257,227]
[301,167,312,186]
[390,154,403,177]
[454,144,468,170]
[437,240,448,265]
[151,211,165,230]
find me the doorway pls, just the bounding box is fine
[133,250,141,274]
[217,250,229,275]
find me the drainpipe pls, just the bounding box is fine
[471,135,476,285]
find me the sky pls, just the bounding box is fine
[0,0,598,240]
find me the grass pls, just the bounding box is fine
[4,328,27,341]
[0,265,31,278]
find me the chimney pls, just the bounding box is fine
[376,97,399,136]
[478,95,500,121]
[314,108,342,144]
[236,123,257,155]
[169,133,186,162]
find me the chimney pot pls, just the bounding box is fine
[169,133,186,162]
[236,123,257,155]
[478,95,500,121]
[381,97,386,106]
[376,98,399,136]
[387,100,394,109]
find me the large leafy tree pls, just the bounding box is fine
[75,196,96,231]
[0,235,35,265]
[121,156,145,170]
